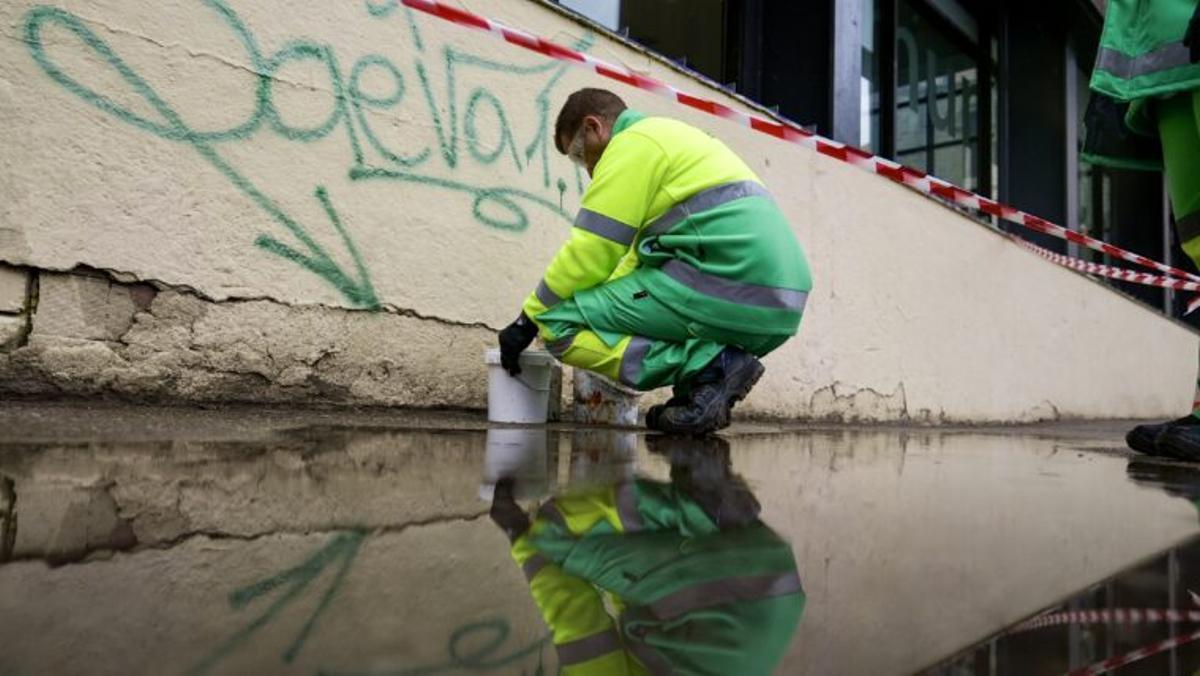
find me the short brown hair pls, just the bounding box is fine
[554,88,628,153]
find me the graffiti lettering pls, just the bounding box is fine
[24,0,590,307]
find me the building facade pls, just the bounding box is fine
[0,0,1193,420]
[557,0,1189,323]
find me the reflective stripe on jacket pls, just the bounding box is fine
[1090,0,1200,136]
[510,480,805,675]
[524,110,812,337]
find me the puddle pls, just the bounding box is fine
[926,459,1200,676]
[2,401,1199,675]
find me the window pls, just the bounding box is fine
[554,0,735,86]
[557,0,620,31]
[863,0,996,196]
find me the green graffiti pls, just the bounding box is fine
[351,166,563,232]
[190,530,368,676]
[365,0,400,17]
[365,1,427,52]
[24,3,379,308]
[465,88,521,168]
[349,54,431,167]
[321,618,552,676]
[256,187,378,308]
[25,0,592,306]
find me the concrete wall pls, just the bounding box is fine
[0,0,1194,421]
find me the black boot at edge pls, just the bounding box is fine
[1127,415,1200,457]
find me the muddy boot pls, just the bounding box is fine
[1127,415,1200,456]
[645,387,689,431]
[646,435,761,528]
[1160,425,1200,463]
[657,347,764,435]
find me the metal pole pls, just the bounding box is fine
[831,0,864,145]
[1065,41,1081,259]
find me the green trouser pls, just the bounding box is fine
[1157,90,1200,414]
[533,268,792,392]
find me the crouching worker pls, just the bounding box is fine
[498,89,813,434]
[488,436,805,675]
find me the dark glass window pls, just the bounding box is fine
[864,0,996,196]
[556,0,735,87]
[896,1,980,190]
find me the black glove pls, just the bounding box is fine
[498,313,539,376]
[1187,2,1200,63]
[489,478,531,542]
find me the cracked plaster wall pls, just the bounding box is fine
[0,0,1196,421]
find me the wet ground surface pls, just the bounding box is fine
[3,401,1200,675]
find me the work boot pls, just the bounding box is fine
[646,435,761,528]
[645,388,688,431]
[1160,425,1200,463]
[657,347,764,435]
[1126,415,1200,456]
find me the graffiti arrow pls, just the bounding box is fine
[254,186,381,310]
[188,530,367,676]
[25,6,381,311]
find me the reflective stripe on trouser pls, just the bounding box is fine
[545,329,725,391]
[532,269,793,391]
[510,535,637,675]
[1157,90,1200,416]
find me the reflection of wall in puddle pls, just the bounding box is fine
[0,433,559,675]
[5,431,1195,675]
[728,432,1200,676]
[0,431,498,557]
[0,522,556,675]
[0,428,642,675]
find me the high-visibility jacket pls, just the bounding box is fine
[1090,0,1200,139]
[524,110,812,337]
[510,480,805,675]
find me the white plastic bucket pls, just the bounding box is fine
[573,370,640,426]
[478,428,551,501]
[485,348,559,423]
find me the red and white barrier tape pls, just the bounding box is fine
[1013,238,1200,293]
[1013,607,1200,633]
[1067,626,1200,676]
[399,0,1200,310]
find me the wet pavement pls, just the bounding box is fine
[3,401,1200,675]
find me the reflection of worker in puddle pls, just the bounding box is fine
[489,435,804,674]
[497,88,812,435]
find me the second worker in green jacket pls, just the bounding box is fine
[1085,0,1200,460]
[497,88,813,435]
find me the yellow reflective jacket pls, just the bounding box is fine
[524,110,812,336]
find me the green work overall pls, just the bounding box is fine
[1088,0,1200,411]
[522,110,813,391]
[509,480,805,674]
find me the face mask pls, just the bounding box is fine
[566,124,588,168]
